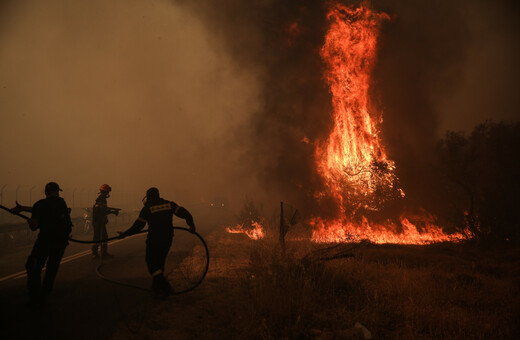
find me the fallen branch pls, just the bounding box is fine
[302,244,355,263]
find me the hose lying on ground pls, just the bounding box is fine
[69,227,210,295]
[0,205,209,295]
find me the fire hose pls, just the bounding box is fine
[0,204,31,221]
[0,204,210,295]
[72,227,210,295]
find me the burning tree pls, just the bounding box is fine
[182,0,474,245]
[310,2,470,244]
[315,2,397,213]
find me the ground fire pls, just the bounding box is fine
[222,1,473,245]
[310,1,471,245]
[226,221,265,240]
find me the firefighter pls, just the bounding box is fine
[92,184,119,259]
[118,187,196,297]
[12,182,72,305]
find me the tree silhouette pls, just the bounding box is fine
[437,121,520,243]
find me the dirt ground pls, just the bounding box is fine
[110,227,520,340]
[111,228,257,340]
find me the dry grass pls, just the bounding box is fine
[243,240,520,339]
[111,229,520,339]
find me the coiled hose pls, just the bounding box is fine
[68,227,210,295]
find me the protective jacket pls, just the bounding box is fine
[123,198,194,280]
[27,196,72,301]
[92,194,110,225]
[31,196,72,243]
[123,198,194,239]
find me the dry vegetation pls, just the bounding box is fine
[245,240,520,339]
[112,228,520,340]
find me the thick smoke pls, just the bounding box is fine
[372,0,470,208]
[373,0,520,210]
[175,0,333,216]
[2,0,517,222]
[0,0,260,214]
[174,0,519,218]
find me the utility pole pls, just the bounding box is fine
[279,201,285,252]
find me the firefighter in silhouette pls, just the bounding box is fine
[12,182,72,304]
[92,184,119,259]
[118,187,195,297]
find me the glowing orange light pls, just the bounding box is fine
[312,1,471,244]
[226,221,265,240]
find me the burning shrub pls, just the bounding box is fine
[235,200,261,224]
[235,200,264,229]
[225,200,267,240]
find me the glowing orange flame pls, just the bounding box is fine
[312,2,471,244]
[226,221,265,240]
[310,212,472,245]
[316,1,394,210]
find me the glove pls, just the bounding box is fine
[11,201,23,214]
[28,218,38,231]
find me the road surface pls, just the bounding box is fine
[0,233,163,340]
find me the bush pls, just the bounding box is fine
[437,121,520,243]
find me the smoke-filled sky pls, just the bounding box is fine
[1,0,519,213]
[0,0,262,208]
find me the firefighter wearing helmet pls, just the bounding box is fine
[10,182,72,305]
[92,184,119,258]
[118,187,196,297]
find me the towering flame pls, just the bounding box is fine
[312,2,470,244]
[316,1,394,210]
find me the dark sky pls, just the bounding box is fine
[170,0,520,214]
[436,0,520,131]
[1,0,518,212]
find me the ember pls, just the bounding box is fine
[226,221,265,240]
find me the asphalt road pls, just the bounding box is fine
[0,233,163,340]
[0,206,227,340]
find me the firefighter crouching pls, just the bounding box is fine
[12,182,72,305]
[118,187,196,297]
[92,184,119,259]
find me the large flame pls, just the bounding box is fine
[316,1,396,211]
[313,2,470,244]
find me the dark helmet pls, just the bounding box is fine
[45,182,62,194]
[146,187,160,201]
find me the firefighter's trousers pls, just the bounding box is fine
[92,221,108,255]
[145,235,173,275]
[26,237,68,300]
